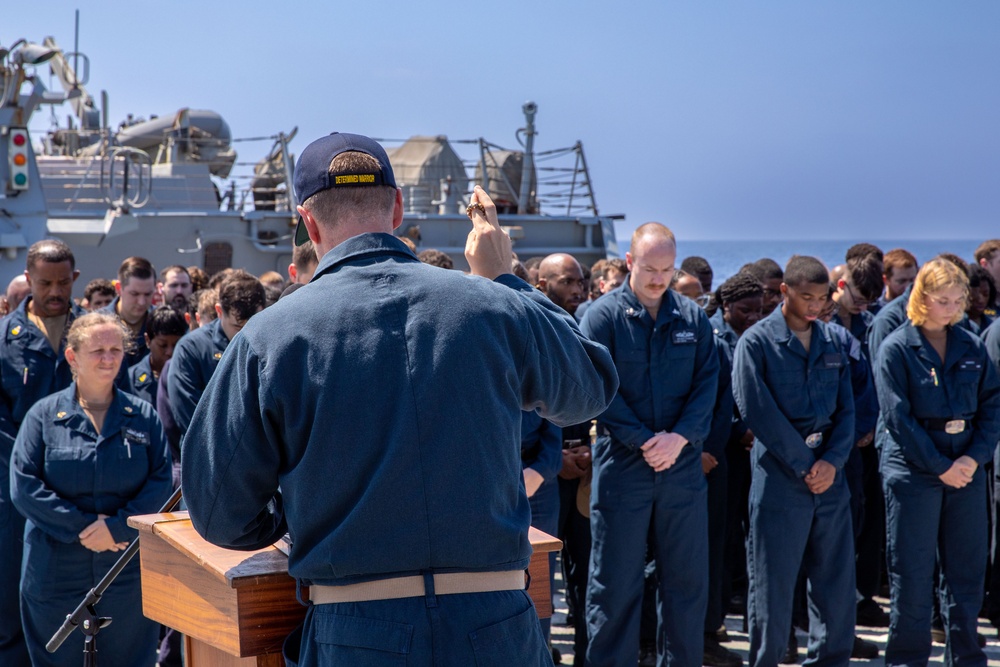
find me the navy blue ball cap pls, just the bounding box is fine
[293,132,397,246]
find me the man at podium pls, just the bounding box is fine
[182,133,619,666]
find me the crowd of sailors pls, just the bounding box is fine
[0,232,999,667]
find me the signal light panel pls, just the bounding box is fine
[9,129,29,191]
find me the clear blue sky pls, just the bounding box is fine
[6,2,999,240]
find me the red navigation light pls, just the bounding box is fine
[12,134,26,147]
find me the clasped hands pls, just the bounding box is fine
[640,431,688,472]
[79,514,128,552]
[939,455,977,489]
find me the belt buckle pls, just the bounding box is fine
[805,432,823,449]
[945,419,965,435]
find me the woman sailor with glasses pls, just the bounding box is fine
[874,257,1000,667]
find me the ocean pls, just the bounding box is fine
[612,238,987,292]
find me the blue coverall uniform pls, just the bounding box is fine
[165,318,229,439]
[581,282,718,667]
[703,332,735,637]
[129,354,158,407]
[875,323,1000,667]
[521,410,563,643]
[10,384,173,667]
[0,297,85,664]
[181,233,618,667]
[710,310,753,622]
[732,307,856,667]
[980,319,1000,627]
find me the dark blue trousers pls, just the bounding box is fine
[21,528,158,667]
[587,444,707,667]
[0,482,28,665]
[558,476,591,667]
[883,457,987,667]
[705,457,729,634]
[856,444,885,601]
[287,588,551,667]
[747,453,855,667]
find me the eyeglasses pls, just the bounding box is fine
[845,282,876,308]
[762,288,781,299]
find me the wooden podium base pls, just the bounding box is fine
[130,513,561,666]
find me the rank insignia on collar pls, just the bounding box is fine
[213,352,222,360]
[56,411,66,418]
[10,326,20,336]
[124,406,133,413]
[138,373,148,383]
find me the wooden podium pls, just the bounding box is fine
[130,512,561,666]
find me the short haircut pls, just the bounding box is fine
[523,257,543,271]
[968,264,997,307]
[26,239,75,271]
[717,271,764,305]
[907,258,968,326]
[630,222,675,253]
[258,271,286,290]
[195,289,218,323]
[680,256,712,276]
[783,255,828,288]
[883,248,918,278]
[748,258,783,282]
[845,255,884,302]
[187,266,209,292]
[218,271,265,322]
[159,264,190,282]
[845,243,883,264]
[83,278,115,302]
[418,249,454,270]
[293,240,318,271]
[605,258,627,277]
[974,239,1000,265]
[590,259,608,282]
[118,256,155,285]
[208,268,237,290]
[937,253,968,275]
[146,306,188,339]
[302,152,397,226]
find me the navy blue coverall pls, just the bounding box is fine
[703,332,735,637]
[581,282,718,667]
[0,297,85,664]
[129,354,158,407]
[732,307,856,667]
[181,233,618,667]
[165,318,228,439]
[875,323,1000,667]
[10,384,173,667]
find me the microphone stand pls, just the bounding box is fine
[45,485,183,664]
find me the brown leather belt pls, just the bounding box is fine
[309,570,526,604]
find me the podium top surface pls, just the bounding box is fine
[130,512,290,588]
[129,512,562,587]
